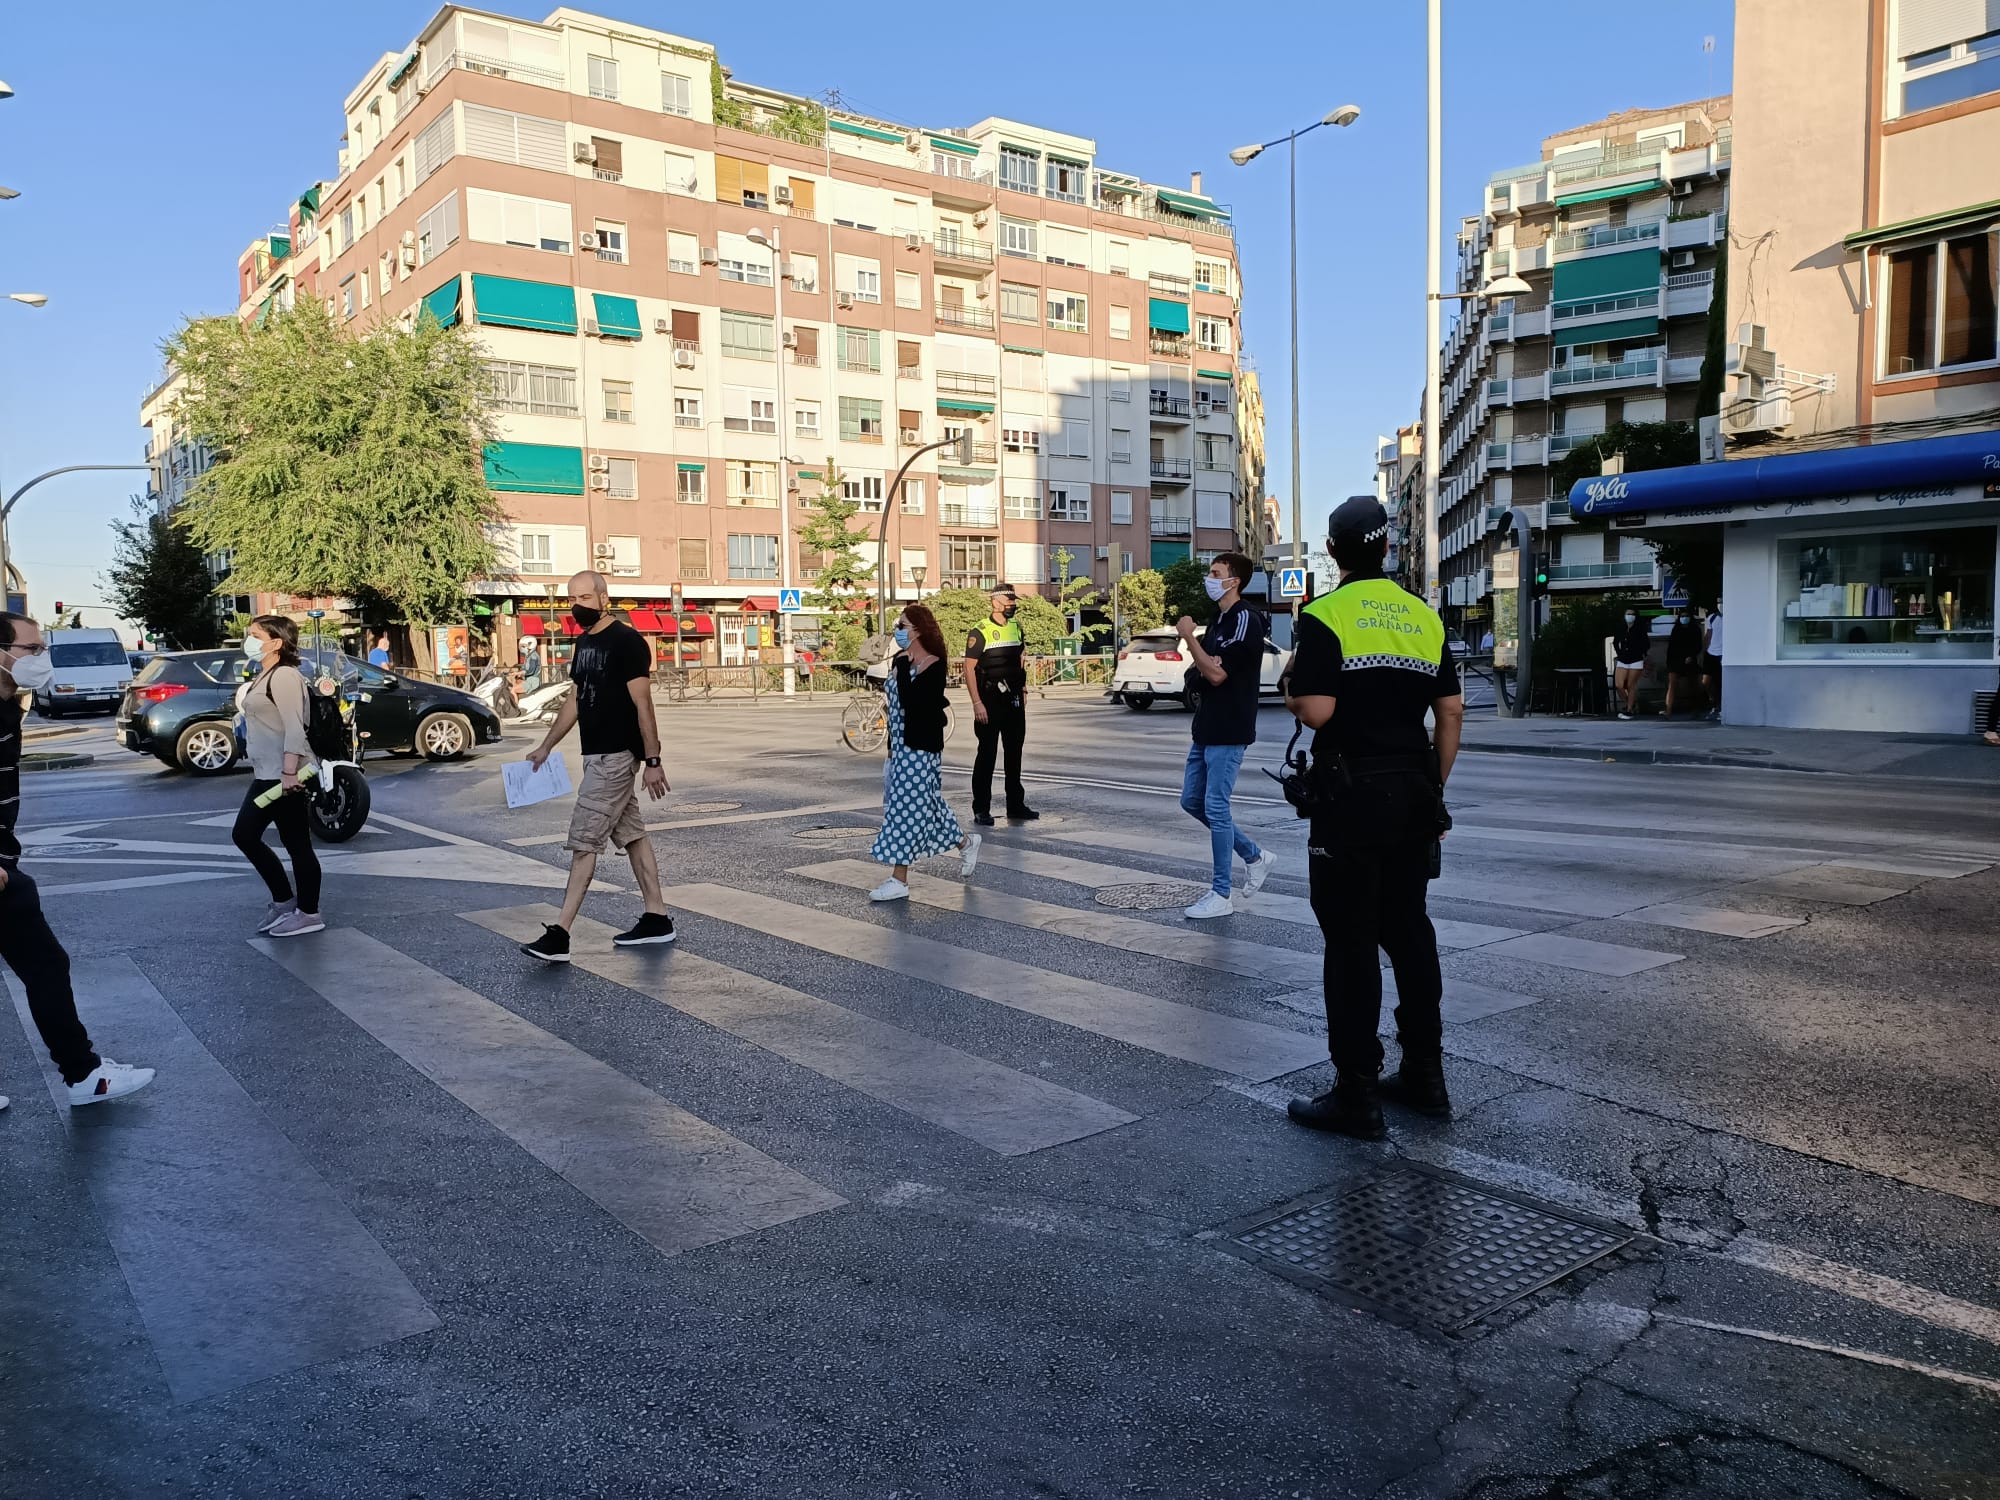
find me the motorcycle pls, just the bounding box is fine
[507,677,573,725]
[306,667,371,843]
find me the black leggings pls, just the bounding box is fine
[234,779,322,912]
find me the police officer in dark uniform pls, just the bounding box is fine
[964,583,1038,827]
[1281,497,1465,1140]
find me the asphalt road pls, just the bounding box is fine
[4,699,1997,1499]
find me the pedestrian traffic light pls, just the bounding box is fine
[670,583,684,617]
[52,600,63,614]
[1531,557,1550,600]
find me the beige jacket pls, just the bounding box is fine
[236,663,314,780]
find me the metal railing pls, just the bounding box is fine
[898,363,923,380]
[1666,269,1714,288]
[1552,142,1661,188]
[425,50,565,89]
[934,305,995,331]
[1149,515,1192,536]
[940,504,999,526]
[1150,459,1193,481]
[931,236,994,264]
[1149,334,1190,357]
[1550,356,1659,389]
[1148,391,1191,417]
[1548,559,1654,581]
[1553,219,1662,254]
[936,370,997,397]
[1551,290,1660,321]
[1148,272,1192,295]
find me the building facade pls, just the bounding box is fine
[289,5,1246,660]
[1431,99,1732,625]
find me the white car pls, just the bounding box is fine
[37,627,134,718]
[1109,628,1291,713]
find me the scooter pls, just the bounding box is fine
[471,670,522,720]
[506,678,573,725]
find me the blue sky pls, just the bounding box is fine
[0,0,1733,626]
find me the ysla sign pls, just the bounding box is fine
[1578,475,1631,514]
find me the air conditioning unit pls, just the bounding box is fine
[674,348,697,369]
[1095,545,1111,560]
[400,229,417,248]
[699,247,719,265]
[578,231,600,252]
[781,329,798,348]
[654,317,671,333]
[399,246,418,269]
[1671,178,1696,197]
[904,233,923,252]
[972,212,988,228]
[583,317,600,336]
[573,141,597,164]
[588,455,611,472]
[593,543,616,560]
[773,184,794,205]
[905,133,923,152]
[589,474,610,490]
[1671,250,1696,270]
[836,291,853,309]
[974,285,989,299]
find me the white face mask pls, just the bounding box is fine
[7,648,53,693]
[1203,577,1231,602]
[1624,614,1636,624]
[244,635,268,659]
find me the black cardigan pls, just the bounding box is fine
[895,654,948,753]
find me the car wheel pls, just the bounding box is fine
[1124,692,1155,711]
[176,721,240,776]
[1183,683,1202,717]
[416,711,472,760]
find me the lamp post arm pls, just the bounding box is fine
[4,464,153,519]
[876,436,972,636]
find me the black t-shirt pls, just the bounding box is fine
[1284,577,1460,765]
[570,619,651,756]
[1614,619,1650,664]
[1192,601,1268,747]
[1666,619,1703,670]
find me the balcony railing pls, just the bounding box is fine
[1149,333,1190,357]
[935,304,995,331]
[1553,220,1661,256]
[937,370,997,398]
[1548,559,1654,581]
[1150,459,1193,482]
[932,235,995,265]
[791,350,819,366]
[1551,289,1660,322]
[425,50,565,90]
[673,338,701,355]
[942,569,1001,590]
[898,362,923,380]
[1149,514,1193,536]
[1148,391,1191,418]
[1550,356,1659,389]
[1552,142,1662,188]
[1148,272,1192,296]
[940,504,1000,527]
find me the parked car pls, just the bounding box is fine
[1108,628,1292,713]
[116,649,504,775]
[35,628,133,718]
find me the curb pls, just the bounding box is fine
[24,725,87,743]
[1461,741,1823,774]
[20,752,95,773]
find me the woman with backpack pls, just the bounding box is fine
[232,615,325,937]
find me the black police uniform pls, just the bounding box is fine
[966,613,1033,820]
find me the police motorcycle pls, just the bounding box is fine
[233,618,372,843]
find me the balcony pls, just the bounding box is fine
[934,304,995,332]
[1150,459,1193,483]
[931,235,995,267]
[791,350,819,366]
[1148,391,1191,420]
[673,338,701,356]
[1666,212,1722,250]
[1665,354,1704,383]
[424,49,565,90]
[940,503,1000,527]
[1553,219,1662,258]
[936,370,997,399]
[1150,333,1190,357]
[1552,142,1662,191]
[1148,272,1192,297]
[1513,306,1551,337]
[1548,559,1656,584]
[1665,270,1715,317]
[1551,289,1661,329]
[898,362,923,381]
[1150,514,1193,537]
[1550,355,1660,391]
[1514,243,1551,273]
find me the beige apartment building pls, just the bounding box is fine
[283,5,1247,661]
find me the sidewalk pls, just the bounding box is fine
[1461,705,1999,779]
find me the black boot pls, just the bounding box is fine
[1287,1074,1385,1140]
[1007,805,1040,821]
[1382,1056,1452,1118]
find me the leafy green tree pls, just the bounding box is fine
[1047,547,1107,643]
[1550,420,1699,494]
[1161,557,1215,627]
[923,587,997,657]
[1696,243,1728,420]
[1645,528,1724,610]
[798,460,877,657]
[1116,569,1166,636]
[101,497,222,649]
[166,298,500,629]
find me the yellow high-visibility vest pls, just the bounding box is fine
[1301,577,1444,674]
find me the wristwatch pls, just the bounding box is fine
[644,756,662,768]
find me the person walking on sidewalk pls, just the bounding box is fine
[1662,609,1703,718]
[1281,498,1464,1142]
[0,612,155,1112]
[1176,552,1277,920]
[1612,608,1650,720]
[964,584,1038,828]
[232,616,325,939]
[519,571,674,963]
[1701,604,1725,722]
[868,605,981,902]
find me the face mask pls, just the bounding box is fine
[893,626,911,648]
[1203,577,1231,602]
[999,602,1016,618]
[244,636,267,659]
[571,604,602,629]
[1624,614,1636,624]
[6,649,53,693]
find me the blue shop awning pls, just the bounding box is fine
[1566,428,2000,518]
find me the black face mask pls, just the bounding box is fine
[571,604,603,629]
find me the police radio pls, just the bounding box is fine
[1263,721,1318,819]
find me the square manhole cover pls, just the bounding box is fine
[1226,1164,1632,1331]
[1095,882,1207,910]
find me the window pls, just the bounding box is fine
[1110,489,1133,525]
[1000,283,1040,324]
[1197,315,1231,352]
[1108,239,1132,276]
[602,457,637,499]
[587,54,619,100]
[721,310,776,360]
[1048,485,1090,521]
[339,207,354,251]
[727,533,780,579]
[1004,482,1043,520]
[359,270,371,311]
[413,112,453,183]
[1195,491,1232,529]
[830,182,877,230]
[1005,542,1048,584]
[837,254,881,302]
[679,537,709,577]
[668,231,699,275]
[416,194,459,263]
[941,535,1000,590]
[661,71,692,116]
[900,547,928,583]
[1044,226,1088,268]
[670,308,701,350]
[1882,227,1998,375]
[1194,257,1230,294]
[897,340,922,378]
[462,105,567,172]
[467,189,572,252]
[785,179,816,217]
[901,477,926,514]
[717,233,774,285]
[1002,422,1042,455]
[1109,304,1131,339]
[602,380,634,424]
[999,147,1039,194]
[339,274,356,320]
[1892,4,2000,115]
[1047,292,1087,332]
[724,385,778,433]
[727,463,779,509]
[1199,433,1232,469]
[714,155,772,210]
[837,326,881,372]
[673,388,703,427]
[518,532,553,574]
[1109,366,1133,402]
[603,535,640,577]
[794,400,821,437]
[789,251,820,292]
[594,220,626,264]
[1196,381,1231,415]
[1111,428,1133,464]
[1779,525,1995,659]
[677,466,707,505]
[484,361,579,416]
[998,217,1038,259]
[842,472,887,511]
[898,407,923,443]
[895,269,921,309]
[891,197,923,236]
[1002,348,1045,390]
[1045,157,1087,203]
[665,150,699,195]
[790,326,819,365]
[379,253,394,296]
[1049,419,1090,458]
[839,396,885,442]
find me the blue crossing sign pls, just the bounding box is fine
[778,588,804,613]
[1278,567,1307,599]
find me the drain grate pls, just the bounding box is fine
[1228,1165,1632,1331]
[1095,881,1207,911]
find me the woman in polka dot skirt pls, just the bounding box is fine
[869,603,980,900]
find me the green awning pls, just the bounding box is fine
[471,274,577,334]
[796,469,821,480]
[831,119,903,144]
[385,50,419,88]
[1555,178,1660,207]
[929,135,980,156]
[484,442,584,495]
[1151,541,1193,570]
[420,276,463,329]
[1552,248,1659,302]
[1148,298,1191,334]
[937,398,995,414]
[251,301,272,330]
[1197,368,1233,381]
[1156,188,1229,221]
[677,462,705,472]
[269,234,291,260]
[1845,196,2000,250]
[592,293,642,339]
[1553,315,1659,347]
[297,185,322,220]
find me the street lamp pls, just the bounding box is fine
[745,227,798,695]
[0,188,19,201]
[910,564,927,597]
[1434,274,1531,303]
[1229,104,1361,589]
[8,293,48,308]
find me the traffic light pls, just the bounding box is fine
[53,600,63,614]
[1531,556,1551,600]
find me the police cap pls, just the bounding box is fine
[1327,495,1391,547]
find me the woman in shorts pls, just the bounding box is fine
[1613,608,1649,720]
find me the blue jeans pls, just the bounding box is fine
[1182,742,1261,896]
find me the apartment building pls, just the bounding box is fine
[1431,99,1732,622]
[1233,366,1267,555]
[294,5,1246,662]
[1375,422,1421,583]
[1566,0,2000,732]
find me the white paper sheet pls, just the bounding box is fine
[501,752,573,809]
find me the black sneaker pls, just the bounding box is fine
[1287,1078,1386,1140]
[613,912,677,947]
[521,923,571,964]
[1007,806,1041,822]
[973,813,996,827]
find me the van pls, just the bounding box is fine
[38,628,133,717]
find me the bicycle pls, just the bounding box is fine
[660,666,714,705]
[839,683,953,753]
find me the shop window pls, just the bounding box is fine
[1779,525,1995,660]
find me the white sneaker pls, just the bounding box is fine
[257,899,297,934]
[869,878,911,902]
[0,1094,9,1112]
[1183,890,1235,920]
[960,834,982,877]
[267,910,326,938]
[1241,850,1277,897]
[68,1060,155,1107]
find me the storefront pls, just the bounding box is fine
[1566,429,1999,732]
[516,599,718,671]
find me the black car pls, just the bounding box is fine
[117,649,504,775]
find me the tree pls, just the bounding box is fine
[166,298,501,628]
[1695,239,1728,421]
[923,587,996,657]
[1046,547,1106,643]
[1117,569,1166,636]
[1644,528,1724,610]
[1161,557,1215,627]
[797,460,876,659]
[101,497,223,649]
[1550,420,1699,494]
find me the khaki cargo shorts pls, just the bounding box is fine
[565,752,648,854]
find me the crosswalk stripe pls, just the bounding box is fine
[459,905,1138,1156]
[4,957,439,1403]
[251,929,845,1253]
[661,882,1326,1081]
[1479,930,1682,977]
[505,798,880,847]
[1621,902,1805,939]
[1740,868,1912,906]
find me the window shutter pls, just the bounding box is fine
[793,326,818,359]
[787,178,815,215]
[1896,0,1997,56]
[467,189,502,244]
[898,339,920,368]
[591,136,623,175]
[714,155,744,205]
[415,113,453,182]
[742,161,771,197]
[899,408,920,432]
[671,308,700,341]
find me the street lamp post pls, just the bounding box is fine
[876,431,974,637]
[2,465,154,615]
[1230,104,1361,590]
[745,227,797,694]
[1424,0,1442,608]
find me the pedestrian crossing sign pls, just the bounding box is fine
[1279,568,1307,599]
[778,589,804,613]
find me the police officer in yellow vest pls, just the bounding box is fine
[1281,497,1465,1140]
[964,583,1038,826]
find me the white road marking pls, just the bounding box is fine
[40,870,249,896]
[1479,931,1684,978]
[505,798,880,846]
[1650,1315,2000,1398]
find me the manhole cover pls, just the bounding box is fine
[1227,1165,1632,1331]
[792,825,876,846]
[1095,881,1207,910]
[21,838,118,855]
[671,801,741,816]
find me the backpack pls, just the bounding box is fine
[305,683,349,761]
